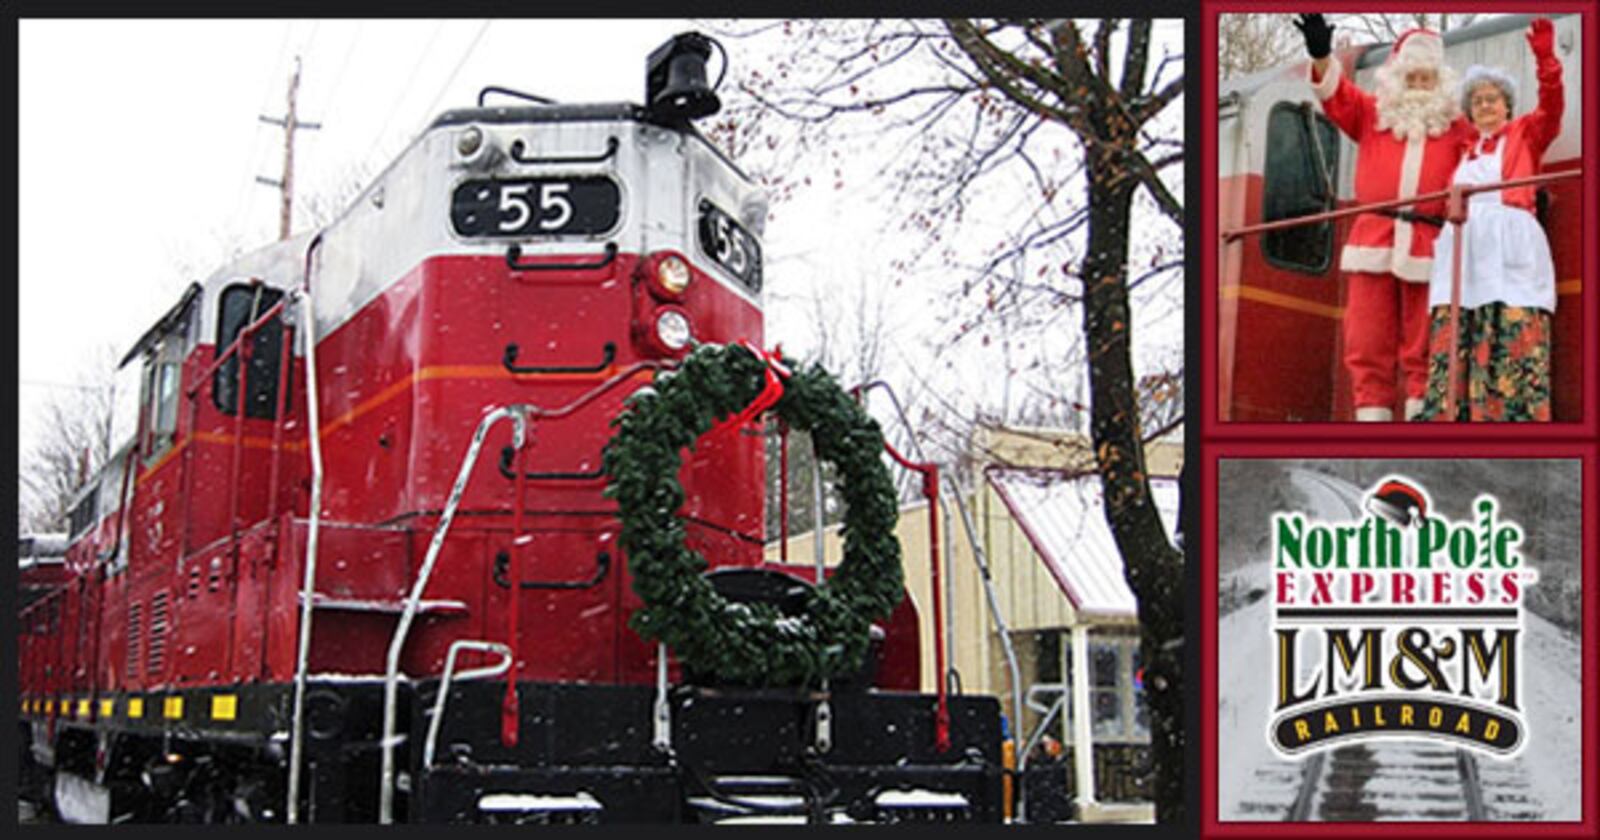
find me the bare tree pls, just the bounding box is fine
[1331,12,1482,44]
[764,276,910,540]
[298,161,379,231]
[705,18,1187,819]
[1219,14,1300,80]
[19,344,122,534]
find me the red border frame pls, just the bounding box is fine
[1201,1,1599,439]
[1201,442,1599,837]
[1200,6,1599,831]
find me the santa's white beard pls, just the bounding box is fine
[1375,81,1458,142]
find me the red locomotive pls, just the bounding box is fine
[18,33,1004,824]
[1215,13,1586,422]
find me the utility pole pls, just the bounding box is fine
[257,56,322,241]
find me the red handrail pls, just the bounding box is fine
[1218,170,1578,242]
[779,420,790,565]
[185,295,291,398]
[881,438,950,754]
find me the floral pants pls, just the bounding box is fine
[1419,303,1552,422]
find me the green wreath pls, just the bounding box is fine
[601,343,904,687]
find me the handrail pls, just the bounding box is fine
[184,295,290,399]
[523,360,671,420]
[850,379,1027,820]
[266,320,295,525]
[287,234,326,825]
[493,359,671,481]
[779,422,790,564]
[506,241,618,273]
[379,404,530,823]
[503,340,616,375]
[421,640,514,768]
[1220,170,1580,242]
[880,438,950,755]
[1017,686,1066,773]
[509,136,619,165]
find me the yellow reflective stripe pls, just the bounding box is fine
[78,699,90,718]
[128,697,145,719]
[211,694,237,722]
[163,696,184,720]
[101,699,115,718]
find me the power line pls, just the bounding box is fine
[418,19,493,124]
[19,379,108,392]
[366,20,448,175]
[320,21,365,130]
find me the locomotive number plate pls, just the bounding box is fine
[697,200,762,293]
[451,177,620,238]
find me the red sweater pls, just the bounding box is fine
[1460,50,1564,212]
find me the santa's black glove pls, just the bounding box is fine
[1294,14,1334,60]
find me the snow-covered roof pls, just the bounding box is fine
[986,469,1180,623]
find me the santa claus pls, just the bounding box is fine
[1296,14,1475,421]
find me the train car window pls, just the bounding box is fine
[213,284,288,419]
[140,338,186,465]
[1262,102,1339,274]
[68,487,98,540]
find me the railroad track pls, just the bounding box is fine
[1287,741,1485,821]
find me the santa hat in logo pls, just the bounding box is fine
[1387,28,1445,73]
[1367,479,1427,528]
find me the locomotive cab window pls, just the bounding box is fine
[138,317,191,465]
[1262,102,1339,274]
[213,284,288,419]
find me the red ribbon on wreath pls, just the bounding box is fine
[712,341,791,438]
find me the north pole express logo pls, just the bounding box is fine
[1267,478,1535,757]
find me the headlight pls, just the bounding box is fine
[656,255,692,295]
[457,126,484,157]
[655,309,692,350]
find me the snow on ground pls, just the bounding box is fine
[1216,581,1308,820]
[1495,610,1581,820]
[1217,468,1359,820]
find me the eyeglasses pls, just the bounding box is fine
[1470,92,1505,106]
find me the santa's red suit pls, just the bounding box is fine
[1310,29,1474,420]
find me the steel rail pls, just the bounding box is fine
[1286,751,1326,821]
[1457,748,1487,821]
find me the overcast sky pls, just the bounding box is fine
[17,18,1184,474]
[18,20,718,453]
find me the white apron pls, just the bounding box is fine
[1427,134,1556,312]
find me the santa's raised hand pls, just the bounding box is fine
[1294,13,1335,59]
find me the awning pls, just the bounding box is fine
[986,469,1180,623]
